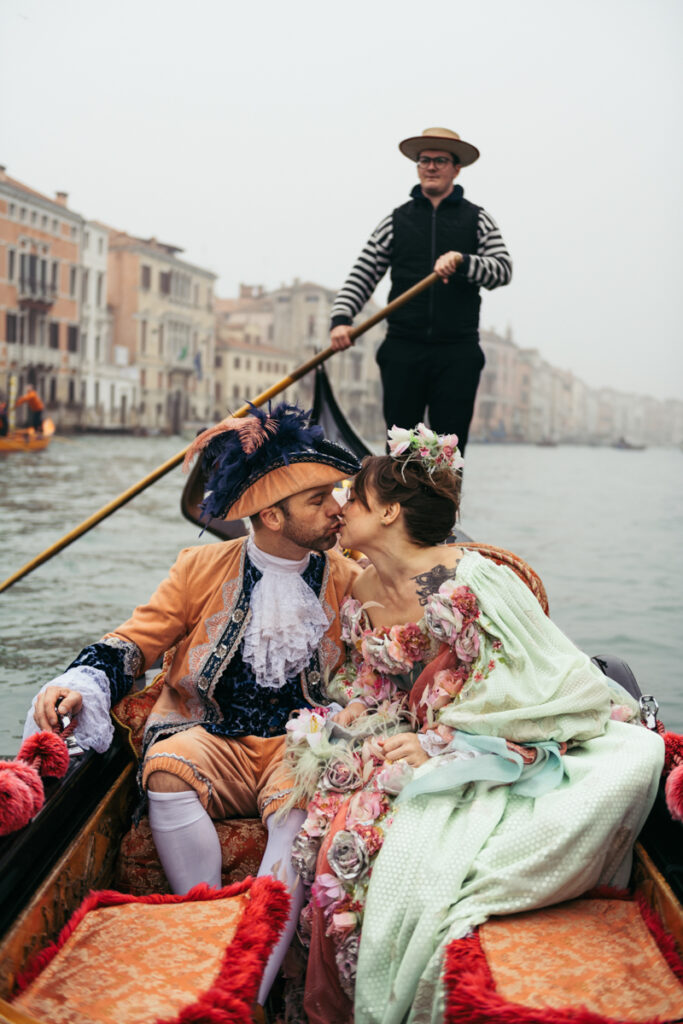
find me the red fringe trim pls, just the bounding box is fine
[443,897,683,1024]
[16,876,291,1024]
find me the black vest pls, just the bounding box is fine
[387,185,481,342]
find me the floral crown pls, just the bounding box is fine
[387,423,464,477]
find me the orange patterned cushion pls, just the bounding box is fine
[444,896,683,1023]
[116,816,267,896]
[13,877,289,1024]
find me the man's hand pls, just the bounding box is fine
[330,325,355,351]
[379,732,429,767]
[434,251,463,282]
[33,686,83,732]
[333,700,366,727]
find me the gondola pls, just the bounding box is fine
[0,366,681,1022]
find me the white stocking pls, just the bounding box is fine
[147,789,222,894]
[257,808,307,1003]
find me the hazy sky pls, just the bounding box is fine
[2,0,682,400]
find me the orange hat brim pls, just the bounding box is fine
[226,462,349,520]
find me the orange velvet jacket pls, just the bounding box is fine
[106,538,360,749]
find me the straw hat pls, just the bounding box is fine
[183,403,361,522]
[399,127,479,167]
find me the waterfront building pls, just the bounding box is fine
[0,166,83,427]
[214,290,297,418]
[264,278,386,442]
[79,221,138,430]
[107,231,216,433]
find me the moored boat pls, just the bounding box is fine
[0,418,55,454]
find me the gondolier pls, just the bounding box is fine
[23,403,361,1018]
[330,126,512,453]
[15,386,45,432]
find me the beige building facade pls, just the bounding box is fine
[107,232,216,432]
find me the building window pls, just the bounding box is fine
[215,354,222,368]
[215,382,222,400]
[51,261,59,291]
[68,379,75,403]
[6,313,17,342]
[8,202,15,217]
[41,214,48,229]
[158,324,164,354]
[69,266,77,297]
[141,264,151,290]
[7,249,15,282]
[49,322,59,348]
[157,372,163,389]
[67,325,79,352]
[19,207,26,221]
[49,378,57,403]
[83,231,90,249]
[70,225,77,238]
[140,369,146,388]
[95,335,101,361]
[81,269,89,303]
[30,210,37,225]
[98,236,103,254]
[246,358,251,370]
[232,385,240,399]
[234,356,241,369]
[52,218,59,233]
[159,271,171,295]
[96,272,104,307]
[140,320,147,354]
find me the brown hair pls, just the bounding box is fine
[354,454,461,546]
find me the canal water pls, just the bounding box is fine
[1,435,682,753]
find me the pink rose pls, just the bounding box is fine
[321,754,363,793]
[330,910,359,937]
[311,872,346,909]
[455,624,480,663]
[434,667,467,696]
[346,790,387,828]
[375,759,413,796]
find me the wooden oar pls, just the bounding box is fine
[0,272,438,593]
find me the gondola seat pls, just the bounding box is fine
[112,544,549,896]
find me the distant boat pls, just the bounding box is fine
[613,437,646,451]
[0,418,55,454]
[536,438,558,447]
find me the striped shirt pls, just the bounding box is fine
[330,202,512,326]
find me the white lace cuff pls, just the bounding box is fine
[23,666,114,753]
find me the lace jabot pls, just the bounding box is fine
[241,535,330,689]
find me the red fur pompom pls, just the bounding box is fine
[663,732,683,775]
[18,731,70,779]
[0,761,45,835]
[664,763,683,823]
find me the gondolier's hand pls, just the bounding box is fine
[434,251,463,282]
[330,325,355,351]
[34,686,83,732]
[379,733,429,767]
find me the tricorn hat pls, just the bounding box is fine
[399,127,479,167]
[183,402,361,522]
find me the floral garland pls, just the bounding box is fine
[387,422,464,477]
[286,580,505,998]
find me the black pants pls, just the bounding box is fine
[376,334,485,453]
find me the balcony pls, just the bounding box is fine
[18,277,58,312]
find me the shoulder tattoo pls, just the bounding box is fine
[410,563,457,605]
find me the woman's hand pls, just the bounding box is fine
[379,732,429,767]
[33,686,83,732]
[333,700,366,727]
